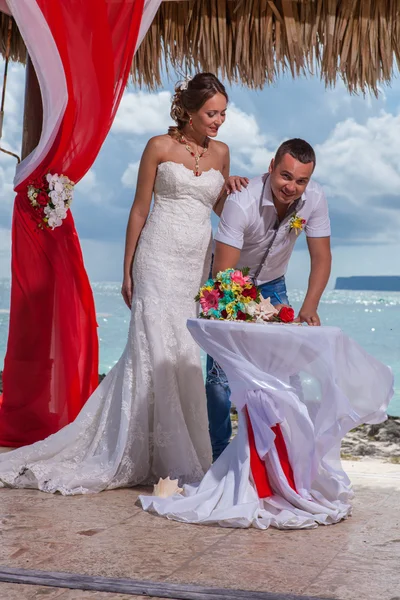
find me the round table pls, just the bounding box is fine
[140,320,393,529]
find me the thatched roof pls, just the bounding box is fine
[2,0,400,95]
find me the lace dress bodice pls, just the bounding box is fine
[133,161,224,300]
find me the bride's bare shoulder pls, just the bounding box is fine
[146,134,175,152]
[209,139,229,157]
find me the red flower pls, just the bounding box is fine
[30,177,46,190]
[214,282,224,298]
[242,286,257,300]
[37,191,48,207]
[221,309,228,319]
[237,310,248,321]
[278,306,295,323]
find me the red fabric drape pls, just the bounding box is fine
[245,407,273,498]
[0,0,144,446]
[246,408,297,498]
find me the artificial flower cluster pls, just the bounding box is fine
[196,268,295,323]
[289,213,306,235]
[27,173,74,230]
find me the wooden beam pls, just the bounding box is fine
[0,566,332,600]
[21,54,43,160]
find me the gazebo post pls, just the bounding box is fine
[21,54,42,160]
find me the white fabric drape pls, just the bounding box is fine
[0,1,10,16]
[135,0,162,50]
[140,321,392,529]
[6,0,67,187]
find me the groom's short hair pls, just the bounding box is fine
[275,138,316,169]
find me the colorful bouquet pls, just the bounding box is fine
[27,173,74,230]
[196,268,295,323]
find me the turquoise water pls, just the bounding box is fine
[0,280,399,415]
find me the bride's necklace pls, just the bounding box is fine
[178,134,208,177]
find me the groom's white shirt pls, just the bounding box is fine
[214,173,331,285]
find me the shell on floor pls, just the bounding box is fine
[152,476,183,498]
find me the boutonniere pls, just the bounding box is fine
[289,213,306,236]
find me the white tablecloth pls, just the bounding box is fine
[140,321,393,529]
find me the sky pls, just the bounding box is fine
[1,62,400,290]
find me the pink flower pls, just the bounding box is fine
[230,270,249,286]
[200,289,220,313]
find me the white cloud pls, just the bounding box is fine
[219,104,267,150]
[0,63,25,156]
[219,104,276,175]
[0,161,16,210]
[0,65,24,223]
[313,110,400,243]
[112,91,275,177]
[112,91,172,135]
[315,111,400,201]
[78,169,97,193]
[121,161,140,188]
[0,228,11,278]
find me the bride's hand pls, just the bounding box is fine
[225,175,249,194]
[121,276,133,309]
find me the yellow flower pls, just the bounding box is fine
[200,286,213,296]
[289,214,306,236]
[225,302,236,316]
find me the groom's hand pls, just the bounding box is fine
[294,304,321,326]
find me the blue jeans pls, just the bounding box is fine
[206,276,290,461]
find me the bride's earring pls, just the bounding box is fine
[189,116,193,129]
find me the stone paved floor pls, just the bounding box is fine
[0,460,399,600]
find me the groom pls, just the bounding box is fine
[206,138,332,461]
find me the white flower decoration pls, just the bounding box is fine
[179,76,192,91]
[29,173,74,230]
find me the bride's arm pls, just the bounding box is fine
[121,138,161,308]
[213,145,230,217]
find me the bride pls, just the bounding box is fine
[0,73,247,494]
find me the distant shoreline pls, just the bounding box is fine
[335,275,400,292]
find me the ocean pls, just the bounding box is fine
[0,279,399,416]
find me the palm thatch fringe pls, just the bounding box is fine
[132,0,400,95]
[2,1,400,94]
[0,15,25,64]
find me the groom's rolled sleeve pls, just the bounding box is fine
[214,193,249,249]
[305,188,331,238]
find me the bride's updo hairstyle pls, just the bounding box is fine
[169,73,228,138]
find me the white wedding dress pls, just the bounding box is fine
[0,161,224,494]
